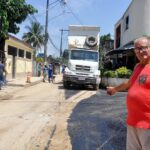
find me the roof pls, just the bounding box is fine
[9,34,33,49]
[106,46,134,56]
[69,25,100,32]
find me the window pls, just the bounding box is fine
[26,51,31,59]
[115,24,121,48]
[8,45,17,56]
[125,16,129,30]
[18,49,24,58]
[71,50,98,62]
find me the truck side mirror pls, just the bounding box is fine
[63,50,69,59]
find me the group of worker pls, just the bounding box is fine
[37,63,54,83]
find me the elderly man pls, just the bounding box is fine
[107,37,150,150]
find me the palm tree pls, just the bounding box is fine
[22,18,45,76]
[22,18,45,59]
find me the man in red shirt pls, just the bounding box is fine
[107,37,150,150]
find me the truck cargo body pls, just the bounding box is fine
[63,25,101,90]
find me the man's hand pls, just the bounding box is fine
[107,87,117,95]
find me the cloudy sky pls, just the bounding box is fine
[16,0,132,57]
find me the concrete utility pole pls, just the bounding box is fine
[44,0,49,62]
[59,29,68,57]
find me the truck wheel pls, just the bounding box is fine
[93,84,99,90]
[63,81,69,89]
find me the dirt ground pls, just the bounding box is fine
[0,77,96,150]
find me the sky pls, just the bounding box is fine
[16,0,132,57]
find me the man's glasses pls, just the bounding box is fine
[134,46,149,52]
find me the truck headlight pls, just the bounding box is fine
[65,67,75,75]
[94,70,100,77]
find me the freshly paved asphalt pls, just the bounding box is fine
[67,90,127,150]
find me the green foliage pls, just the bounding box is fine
[100,33,112,47]
[103,70,117,78]
[0,0,37,40]
[36,57,44,63]
[116,67,132,78]
[99,33,113,71]
[22,18,44,57]
[22,18,45,60]
[103,67,132,78]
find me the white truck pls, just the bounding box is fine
[63,25,101,90]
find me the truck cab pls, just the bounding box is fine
[63,25,101,90]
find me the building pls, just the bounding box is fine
[115,0,150,49]
[106,0,150,70]
[4,35,33,79]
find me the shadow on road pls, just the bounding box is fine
[67,91,127,150]
[58,83,95,100]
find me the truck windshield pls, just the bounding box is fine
[70,50,98,62]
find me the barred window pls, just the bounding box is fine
[26,52,31,59]
[19,49,24,58]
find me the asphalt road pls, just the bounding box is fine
[67,90,127,150]
[0,78,127,150]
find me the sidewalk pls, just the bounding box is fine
[0,75,63,100]
[0,76,43,100]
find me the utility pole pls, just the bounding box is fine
[44,0,49,62]
[59,29,68,57]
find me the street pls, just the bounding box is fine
[0,78,127,150]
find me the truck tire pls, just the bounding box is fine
[93,84,99,90]
[85,36,98,47]
[63,81,69,89]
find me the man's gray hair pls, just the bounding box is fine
[134,36,150,46]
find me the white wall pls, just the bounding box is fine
[68,25,100,49]
[115,0,150,47]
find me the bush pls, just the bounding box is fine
[103,67,132,78]
[116,67,132,78]
[103,70,117,78]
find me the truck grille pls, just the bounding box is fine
[76,65,90,72]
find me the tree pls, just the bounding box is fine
[22,18,45,58]
[0,0,37,63]
[100,33,112,48]
[99,33,113,71]
[0,0,37,40]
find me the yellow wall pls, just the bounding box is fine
[25,61,32,73]
[5,37,33,52]
[6,56,12,74]
[5,36,33,78]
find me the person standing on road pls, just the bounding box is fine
[0,60,5,90]
[48,63,53,83]
[107,37,150,150]
[37,63,42,77]
[43,64,48,82]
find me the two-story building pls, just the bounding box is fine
[107,0,150,70]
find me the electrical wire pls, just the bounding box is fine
[48,35,60,51]
[48,0,61,6]
[48,11,71,22]
[33,0,61,18]
[66,3,83,25]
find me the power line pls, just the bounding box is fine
[66,4,83,25]
[48,0,61,6]
[33,0,61,18]
[48,11,71,22]
[59,29,68,57]
[48,35,60,51]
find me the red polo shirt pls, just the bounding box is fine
[127,63,150,129]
